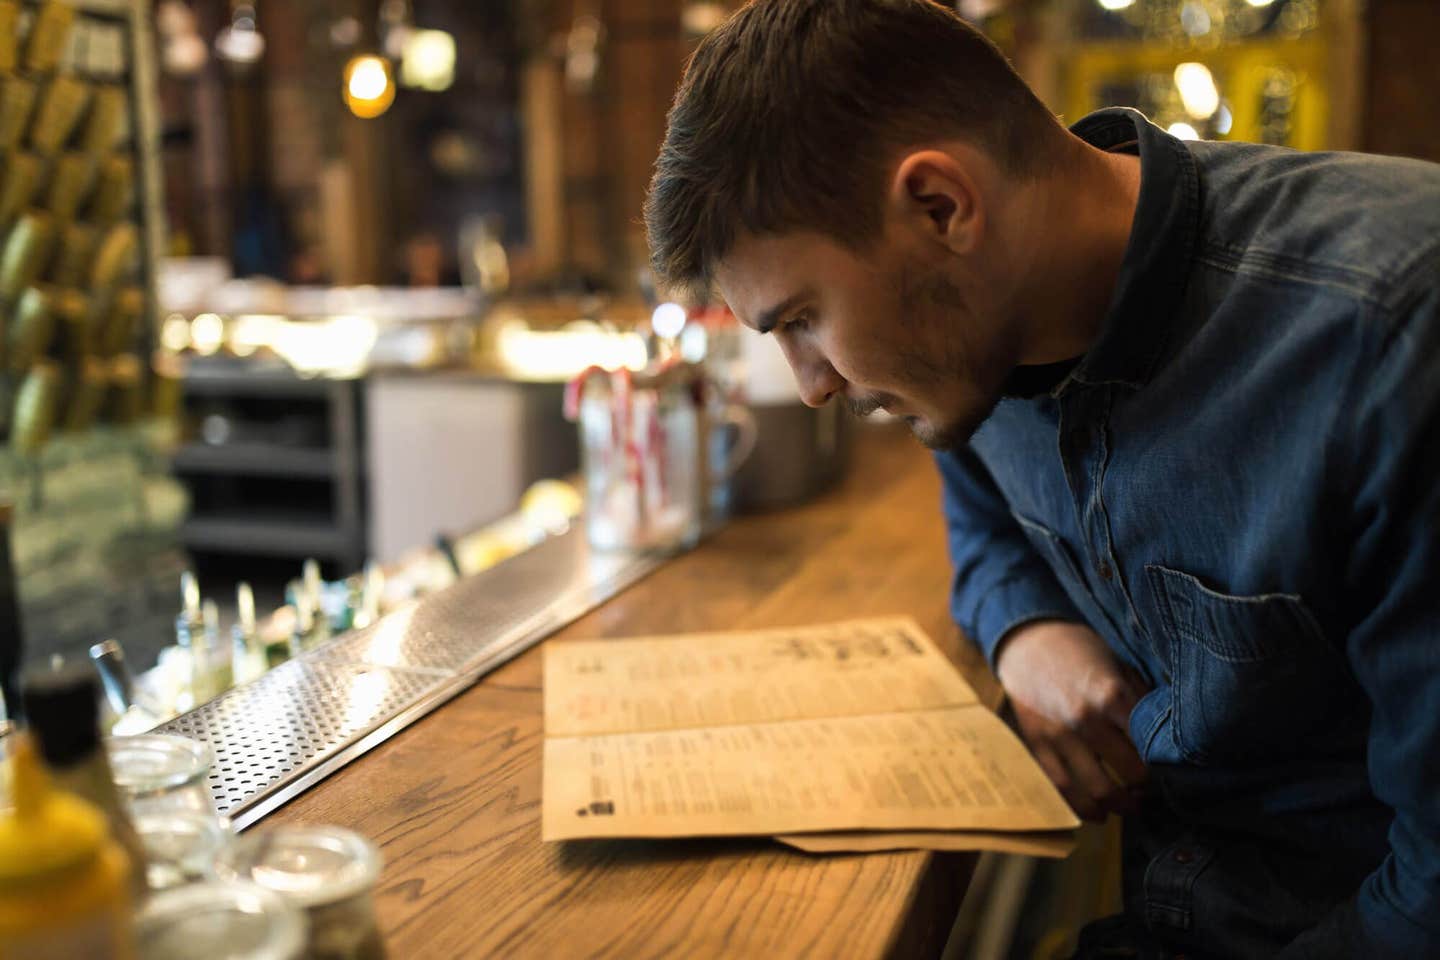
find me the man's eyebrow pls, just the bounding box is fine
[754,290,812,335]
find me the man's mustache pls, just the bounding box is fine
[846,394,891,417]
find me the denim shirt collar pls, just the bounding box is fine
[1054,108,1202,397]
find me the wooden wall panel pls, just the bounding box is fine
[1362,0,1440,162]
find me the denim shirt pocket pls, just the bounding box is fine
[1145,563,1338,766]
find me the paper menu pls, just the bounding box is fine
[776,829,1078,858]
[544,706,1078,839]
[544,617,978,737]
[542,618,1078,843]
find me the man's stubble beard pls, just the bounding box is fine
[893,264,1009,451]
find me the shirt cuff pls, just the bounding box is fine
[968,574,1085,669]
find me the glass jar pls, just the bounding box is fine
[106,733,217,821]
[135,809,233,891]
[137,880,306,960]
[580,375,702,551]
[575,366,755,552]
[214,824,385,960]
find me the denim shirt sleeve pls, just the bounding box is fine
[933,446,1084,667]
[1278,278,1440,958]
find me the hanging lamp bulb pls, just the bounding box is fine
[343,54,396,119]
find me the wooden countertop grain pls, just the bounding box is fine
[269,421,1002,959]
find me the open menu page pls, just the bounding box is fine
[542,618,1078,842]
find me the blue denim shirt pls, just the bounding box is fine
[936,109,1440,957]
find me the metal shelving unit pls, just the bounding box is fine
[173,360,366,572]
[170,444,336,479]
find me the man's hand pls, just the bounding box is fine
[995,619,1150,821]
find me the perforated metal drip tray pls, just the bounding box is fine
[156,529,669,829]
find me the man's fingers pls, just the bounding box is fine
[1055,734,1122,822]
[1031,742,1069,794]
[1033,742,1100,819]
[1081,716,1148,788]
[1097,677,1143,737]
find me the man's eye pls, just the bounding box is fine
[786,311,811,332]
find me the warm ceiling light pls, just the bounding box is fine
[343,54,396,119]
[1174,62,1220,120]
[400,29,456,91]
[216,4,264,65]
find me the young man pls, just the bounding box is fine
[644,1,1440,957]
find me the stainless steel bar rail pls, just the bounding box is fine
[155,529,669,829]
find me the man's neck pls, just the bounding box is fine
[1008,136,1143,366]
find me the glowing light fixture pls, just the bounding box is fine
[1167,122,1201,141]
[270,315,378,376]
[1096,0,1135,10]
[229,313,281,357]
[400,29,456,91]
[158,0,207,75]
[160,313,191,353]
[1246,0,1276,6]
[343,54,396,119]
[190,313,225,355]
[215,3,265,65]
[1214,104,1234,135]
[495,320,648,381]
[1174,62,1220,120]
[682,2,729,34]
[650,302,687,339]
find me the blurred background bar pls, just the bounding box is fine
[0,1,1434,956]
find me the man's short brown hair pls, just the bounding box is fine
[644,0,1061,301]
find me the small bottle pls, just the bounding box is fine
[289,574,329,654]
[288,589,310,658]
[231,581,263,683]
[340,575,363,632]
[176,570,203,642]
[262,624,292,671]
[20,659,147,897]
[0,734,137,958]
[165,570,205,712]
[359,560,384,628]
[302,559,332,646]
[190,599,233,705]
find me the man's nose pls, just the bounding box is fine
[777,338,845,408]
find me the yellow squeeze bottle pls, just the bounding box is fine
[0,735,135,960]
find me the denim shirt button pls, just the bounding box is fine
[1172,847,1195,864]
[1098,560,1114,580]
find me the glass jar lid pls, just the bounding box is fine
[137,880,306,960]
[107,733,213,796]
[215,824,382,908]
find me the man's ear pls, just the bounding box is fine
[888,150,984,255]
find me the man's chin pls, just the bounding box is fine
[906,412,984,451]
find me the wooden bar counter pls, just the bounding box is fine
[270,422,1004,958]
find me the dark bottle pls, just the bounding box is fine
[0,501,24,718]
[20,657,147,895]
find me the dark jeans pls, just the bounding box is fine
[1071,798,1379,960]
